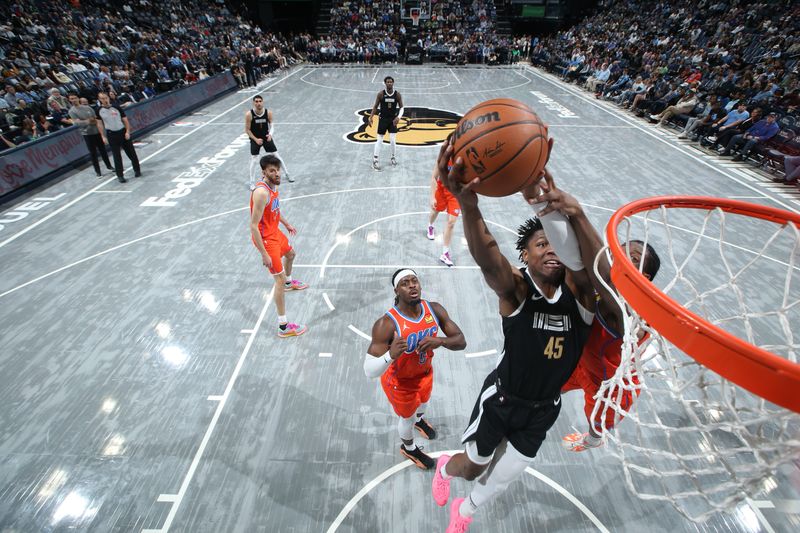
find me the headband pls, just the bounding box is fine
[392,269,417,288]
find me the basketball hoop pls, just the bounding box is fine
[594,196,800,521]
[410,7,420,27]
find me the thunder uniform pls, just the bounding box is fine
[462,268,592,460]
[434,159,460,217]
[381,300,440,418]
[249,108,278,154]
[562,317,641,432]
[377,90,402,135]
[250,180,291,275]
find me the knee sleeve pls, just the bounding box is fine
[469,440,533,509]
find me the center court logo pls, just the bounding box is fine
[345,107,462,147]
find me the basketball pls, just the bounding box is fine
[451,98,549,197]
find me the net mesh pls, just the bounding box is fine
[593,203,800,522]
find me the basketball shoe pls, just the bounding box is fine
[414,418,437,439]
[440,251,454,267]
[426,225,435,240]
[400,444,435,470]
[278,323,307,338]
[446,499,473,533]
[562,431,604,452]
[431,454,452,506]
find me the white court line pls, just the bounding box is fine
[208,122,353,126]
[319,211,429,279]
[207,395,223,402]
[525,67,799,214]
[0,67,304,251]
[319,352,333,358]
[156,494,177,503]
[322,292,335,310]
[300,67,532,95]
[729,196,767,199]
[0,186,425,300]
[150,133,188,136]
[371,67,379,84]
[448,67,461,84]
[465,349,497,358]
[325,449,610,533]
[348,324,371,340]
[90,190,133,194]
[143,287,275,533]
[240,328,254,334]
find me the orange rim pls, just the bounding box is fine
[607,196,800,413]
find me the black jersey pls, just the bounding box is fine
[495,268,592,402]
[249,108,270,138]
[379,90,400,118]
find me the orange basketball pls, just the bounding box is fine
[451,98,549,197]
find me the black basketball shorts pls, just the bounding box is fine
[377,116,398,135]
[461,370,562,461]
[250,137,278,155]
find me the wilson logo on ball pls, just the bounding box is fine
[453,111,501,142]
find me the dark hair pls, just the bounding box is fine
[515,217,544,263]
[252,95,263,101]
[626,240,661,280]
[384,76,394,83]
[68,92,78,98]
[259,154,281,169]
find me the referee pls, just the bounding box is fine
[368,76,404,171]
[95,92,141,183]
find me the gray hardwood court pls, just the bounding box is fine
[1,65,798,533]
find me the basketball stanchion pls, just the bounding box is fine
[591,196,800,521]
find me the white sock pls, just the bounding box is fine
[278,315,287,324]
[440,464,453,480]
[443,247,450,254]
[374,135,384,158]
[389,133,397,157]
[398,415,415,442]
[459,496,477,517]
[584,432,603,446]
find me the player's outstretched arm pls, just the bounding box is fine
[436,139,523,314]
[531,171,617,326]
[417,302,466,352]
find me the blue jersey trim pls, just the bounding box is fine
[384,311,402,338]
[392,300,426,323]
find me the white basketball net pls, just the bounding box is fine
[591,203,800,522]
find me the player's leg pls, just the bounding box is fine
[428,186,444,240]
[427,209,438,240]
[432,374,503,506]
[373,118,387,170]
[249,140,262,190]
[446,400,560,530]
[268,241,306,337]
[264,139,293,182]
[281,244,308,291]
[382,378,435,469]
[414,374,436,439]
[440,211,458,267]
[389,121,398,165]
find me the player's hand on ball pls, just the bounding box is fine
[389,332,408,360]
[437,138,479,205]
[531,169,583,218]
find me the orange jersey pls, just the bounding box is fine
[562,319,641,431]
[250,181,280,239]
[382,300,440,382]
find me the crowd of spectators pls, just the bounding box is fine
[317,0,528,65]
[530,0,800,182]
[1,0,309,152]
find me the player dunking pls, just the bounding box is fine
[430,140,596,532]
[532,172,661,451]
[368,76,404,171]
[364,269,466,469]
[245,95,293,190]
[249,155,308,337]
[427,158,460,267]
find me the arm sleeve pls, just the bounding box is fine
[364,353,392,378]
[531,201,584,271]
